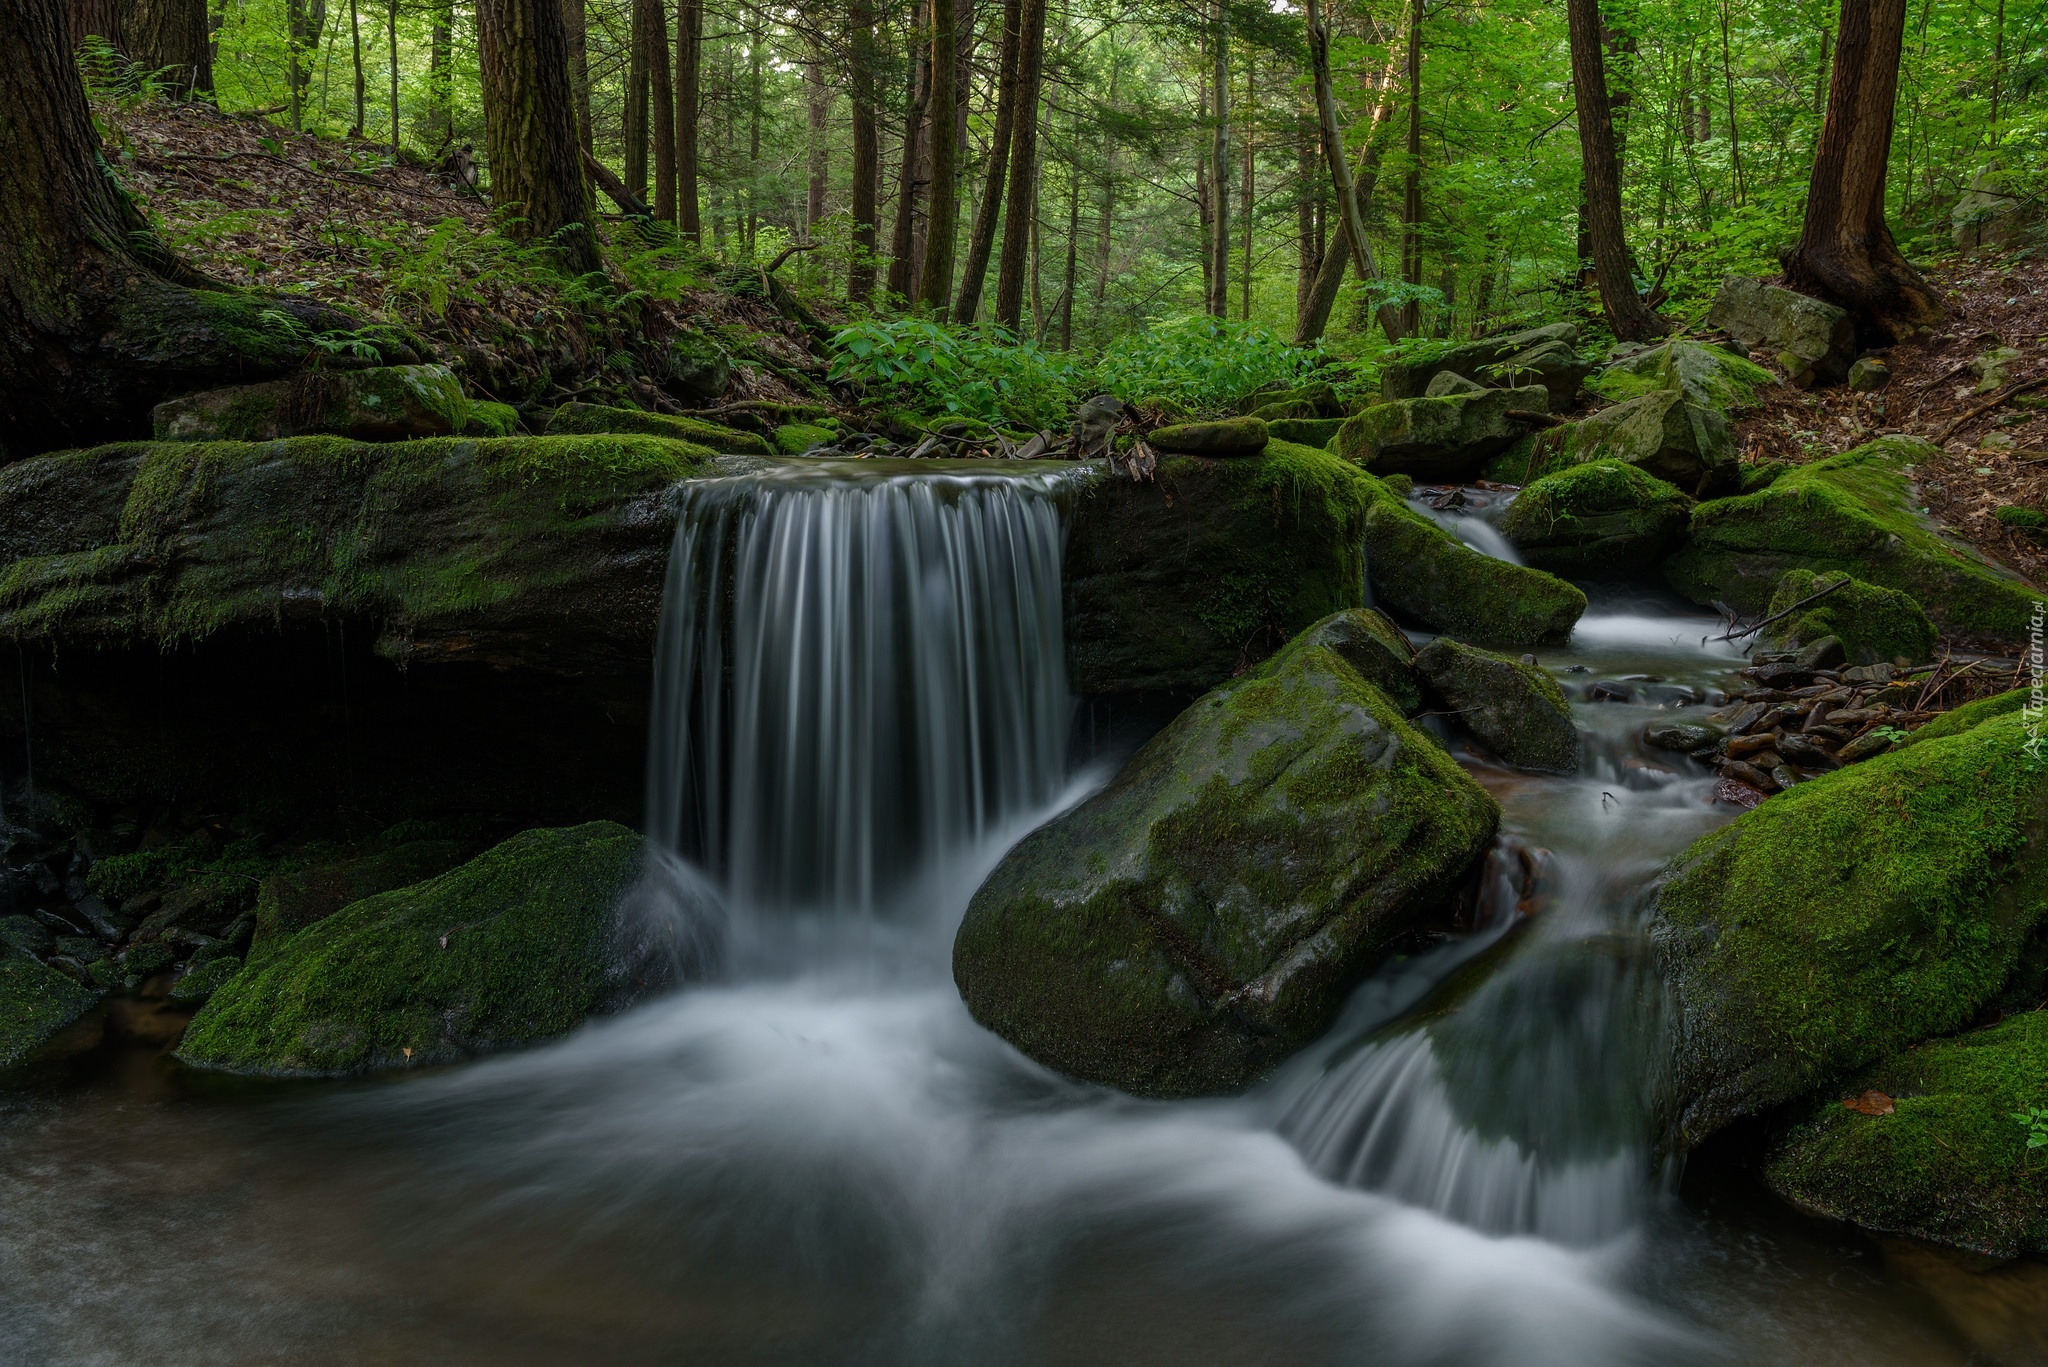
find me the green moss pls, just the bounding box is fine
[0,947,98,1070]
[1478,427,1580,485]
[773,423,835,454]
[1586,340,1776,416]
[1758,569,1939,665]
[543,401,771,455]
[1265,417,1346,450]
[177,823,646,1076]
[1764,1010,2048,1257]
[1413,636,1579,772]
[250,839,471,964]
[169,955,244,1003]
[462,401,521,438]
[1900,688,2030,747]
[1149,416,1270,457]
[1664,437,2041,642]
[1653,713,2048,1144]
[1740,461,1790,494]
[1497,460,1691,574]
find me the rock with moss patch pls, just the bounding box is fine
[1478,427,1580,485]
[1651,713,2048,1146]
[1064,440,1373,693]
[1563,390,1736,494]
[1414,637,1579,772]
[1995,505,2048,545]
[250,839,472,964]
[1244,381,1341,420]
[0,946,98,1069]
[1589,340,1777,417]
[461,400,521,438]
[1758,569,1937,666]
[1295,608,1421,711]
[1359,476,1587,646]
[1846,357,1891,393]
[152,365,471,444]
[1266,417,1346,450]
[660,329,734,403]
[177,823,666,1076]
[1764,1010,2048,1257]
[1380,323,1588,410]
[954,632,1499,1097]
[1335,387,1550,481]
[169,955,243,1003]
[773,423,836,454]
[1497,461,1691,574]
[1147,417,1269,457]
[544,401,771,455]
[1707,278,1857,388]
[1663,436,2041,644]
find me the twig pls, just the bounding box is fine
[1935,374,2048,443]
[1710,576,1849,643]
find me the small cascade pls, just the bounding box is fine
[1408,486,1523,564]
[645,460,1075,921]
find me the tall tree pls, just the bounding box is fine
[565,0,593,153]
[1781,0,1939,342]
[349,0,366,135]
[916,0,960,315]
[646,0,676,220]
[1,0,358,453]
[953,0,1019,320]
[477,0,601,274]
[847,0,882,302]
[1296,0,1402,345]
[1397,0,1423,335]
[626,0,650,195]
[675,0,704,239]
[385,0,399,155]
[993,0,1046,329]
[886,7,931,302]
[805,44,831,233]
[1206,6,1231,319]
[425,2,454,148]
[1566,0,1666,339]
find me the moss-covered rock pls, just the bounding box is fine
[773,422,835,454]
[152,365,471,444]
[1563,389,1736,494]
[1148,417,1269,457]
[1497,461,1692,574]
[462,400,521,438]
[250,839,472,964]
[543,401,771,455]
[1334,386,1550,481]
[1764,1011,2048,1257]
[660,329,734,403]
[1662,437,2041,643]
[1360,475,1587,646]
[1064,440,1373,694]
[1413,637,1580,772]
[1243,380,1341,419]
[1477,427,1581,485]
[1294,608,1422,712]
[177,822,659,1076]
[1380,323,1587,410]
[1900,688,2028,748]
[1265,417,1346,450]
[953,633,1499,1097]
[1739,460,1790,494]
[1651,713,2048,1146]
[1587,340,1777,417]
[1707,277,1857,388]
[1758,569,1938,665]
[169,955,243,1003]
[0,946,98,1070]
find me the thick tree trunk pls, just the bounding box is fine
[805,48,831,232]
[886,8,930,304]
[951,0,1019,322]
[992,0,1045,330]
[128,0,211,95]
[848,0,881,302]
[564,0,592,153]
[917,0,960,315]
[1566,0,1666,339]
[1296,0,1402,345]
[1781,0,1940,343]
[626,0,650,195]
[477,0,601,274]
[645,0,676,221]
[349,0,365,134]
[674,0,703,240]
[1,0,360,455]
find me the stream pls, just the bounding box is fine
[0,460,2039,1366]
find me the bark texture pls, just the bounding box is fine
[916,0,959,316]
[1781,0,1941,343]
[847,0,881,302]
[953,0,1021,322]
[477,0,601,274]
[1566,0,1666,339]
[674,0,704,239]
[993,0,1046,329]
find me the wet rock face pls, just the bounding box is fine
[1497,460,1692,574]
[953,631,1499,1098]
[1562,389,1736,495]
[1706,277,1857,388]
[1335,385,1551,482]
[1295,608,1422,712]
[1413,638,1580,774]
[543,401,773,455]
[152,365,471,443]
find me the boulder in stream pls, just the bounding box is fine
[954,629,1499,1097]
[1147,417,1269,457]
[0,946,98,1070]
[1334,385,1551,481]
[1497,460,1692,574]
[1756,569,1938,666]
[1586,340,1776,418]
[1294,608,1422,712]
[177,822,668,1076]
[1413,637,1580,773]
[1651,712,2048,1146]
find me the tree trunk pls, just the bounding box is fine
[125,0,211,95]
[1782,0,1940,342]
[1566,0,1666,339]
[992,0,1045,330]
[385,0,398,156]
[1295,114,1318,325]
[1091,51,1118,310]
[645,0,675,221]
[477,0,601,274]
[1239,57,1253,321]
[1207,3,1230,319]
[564,0,592,153]
[746,7,764,255]
[1397,0,1422,336]
[917,0,959,315]
[626,0,650,195]
[1719,0,1742,204]
[1296,0,1402,345]
[674,0,703,240]
[952,0,1019,321]
[1059,163,1079,346]
[805,47,831,233]
[848,0,881,302]
[349,0,365,134]
[1,0,360,455]
[887,5,930,304]
[426,3,453,148]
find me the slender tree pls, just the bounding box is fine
[565,0,593,153]
[425,1,454,148]
[1566,0,1666,339]
[477,0,601,274]
[1397,0,1423,335]
[385,0,399,155]
[349,0,366,135]
[805,44,831,233]
[626,0,650,195]
[1781,0,1940,341]
[916,0,960,315]
[1207,3,1230,318]
[993,0,1046,329]
[1297,0,1402,344]
[647,0,676,220]
[848,0,882,301]
[675,0,704,239]
[952,0,1019,320]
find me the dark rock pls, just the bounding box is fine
[1562,390,1737,494]
[659,329,734,403]
[1752,664,1817,689]
[1645,723,1719,753]
[153,365,471,443]
[542,401,773,455]
[1424,370,1486,397]
[1706,277,1856,387]
[168,956,242,1003]
[1335,386,1551,481]
[0,946,98,1068]
[1713,777,1768,809]
[1775,734,1840,769]
[953,631,1499,1097]
[1794,635,1846,670]
[1588,680,1633,703]
[1497,460,1693,573]
[1414,638,1580,773]
[1847,357,1891,392]
[1770,765,1801,790]
[1294,609,1421,712]
[1720,759,1778,792]
[1147,417,1269,457]
[1758,570,1937,667]
[250,840,471,964]
[0,914,53,956]
[53,936,106,964]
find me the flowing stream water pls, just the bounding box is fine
[0,460,2039,1366]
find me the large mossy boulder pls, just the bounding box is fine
[152,365,471,443]
[1757,569,1938,665]
[1497,461,1691,574]
[1651,713,2048,1146]
[543,401,772,455]
[1662,436,2041,644]
[1148,417,1269,457]
[250,838,473,964]
[1413,637,1579,773]
[177,822,660,1076]
[1380,323,1588,410]
[1563,389,1736,494]
[1294,608,1421,712]
[1587,340,1776,417]
[1334,386,1550,481]
[1707,277,1857,388]
[0,946,97,1070]
[1359,475,1588,646]
[1064,440,1372,694]
[954,632,1499,1097]
[1763,1010,2048,1258]
[1265,416,1346,450]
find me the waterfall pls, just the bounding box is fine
[645,460,1075,921]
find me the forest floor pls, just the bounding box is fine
[1729,251,2048,588]
[101,96,827,413]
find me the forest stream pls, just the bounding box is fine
[1,459,2041,1367]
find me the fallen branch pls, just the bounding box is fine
[1710,575,1849,644]
[763,242,821,274]
[581,149,651,218]
[1935,373,2048,443]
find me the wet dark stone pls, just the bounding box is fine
[1721,759,1779,792]
[1644,722,1718,753]
[1776,733,1840,769]
[1588,680,1633,702]
[1751,664,1817,689]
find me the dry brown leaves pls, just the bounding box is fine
[1842,1090,1897,1116]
